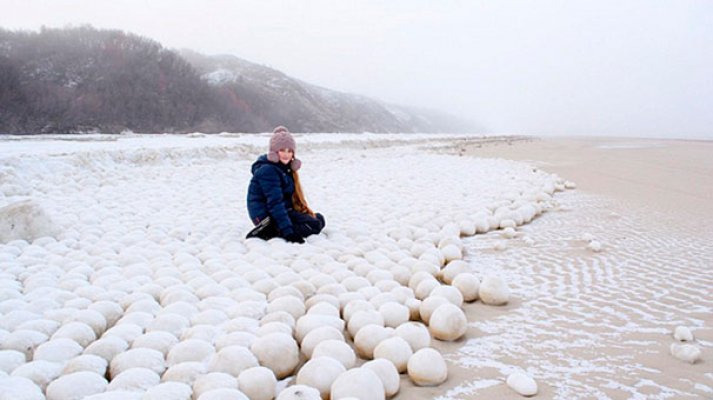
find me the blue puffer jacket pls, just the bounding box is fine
[246,154,295,236]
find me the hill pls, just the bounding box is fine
[0,26,476,134]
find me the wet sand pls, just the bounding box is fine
[397,136,713,399]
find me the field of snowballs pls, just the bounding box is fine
[0,133,573,399]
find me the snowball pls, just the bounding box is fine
[300,326,345,358]
[0,376,45,400]
[296,357,346,399]
[33,338,83,363]
[439,260,469,285]
[0,350,25,374]
[83,336,128,363]
[405,298,421,321]
[192,372,238,399]
[428,303,467,341]
[419,296,449,325]
[428,285,464,307]
[267,295,306,320]
[373,336,413,373]
[107,367,160,392]
[260,311,296,328]
[330,368,385,400]
[256,321,292,337]
[440,244,462,262]
[295,314,344,343]
[66,309,107,337]
[208,345,259,376]
[395,322,431,352]
[0,200,58,243]
[673,326,694,342]
[362,358,400,397]
[414,279,440,300]
[102,323,143,343]
[238,366,277,400]
[110,348,166,378]
[62,354,108,376]
[10,360,63,391]
[479,276,510,306]
[89,300,124,326]
[45,371,108,400]
[354,324,394,360]
[670,343,702,364]
[379,302,410,328]
[347,310,384,338]
[166,339,215,366]
[2,329,47,359]
[506,372,538,396]
[586,240,602,252]
[311,339,356,369]
[451,273,480,302]
[501,227,517,239]
[250,332,299,379]
[276,384,321,400]
[161,361,207,384]
[131,331,179,357]
[305,302,340,318]
[407,348,448,386]
[342,300,375,323]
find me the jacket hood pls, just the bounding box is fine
[251,154,291,175]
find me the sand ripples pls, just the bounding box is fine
[451,192,712,399]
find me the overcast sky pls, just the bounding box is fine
[2,0,712,138]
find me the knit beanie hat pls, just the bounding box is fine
[267,126,301,170]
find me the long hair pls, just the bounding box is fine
[292,170,315,217]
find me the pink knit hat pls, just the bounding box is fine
[267,126,301,170]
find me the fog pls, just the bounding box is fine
[2,0,712,138]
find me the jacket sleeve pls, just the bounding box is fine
[254,165,294,236]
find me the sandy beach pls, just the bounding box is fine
[397,136,713,399]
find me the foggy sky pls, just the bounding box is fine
[2,0,712,138]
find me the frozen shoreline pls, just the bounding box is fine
[1,134,710,399]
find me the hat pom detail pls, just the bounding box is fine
[291,158,302,171]
[267,151,279,163]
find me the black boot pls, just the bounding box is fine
[246,217,278,240]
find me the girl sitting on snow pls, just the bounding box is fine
[246,126,325,243]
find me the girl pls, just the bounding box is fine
[246,126,325,243]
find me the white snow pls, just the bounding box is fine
[0,133,706,399]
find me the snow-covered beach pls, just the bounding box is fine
[0,133,710,399]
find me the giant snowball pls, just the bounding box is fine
[300,326,344,358]
[428,303,467,341]
[250,332,299,379]
[45,371,108,400]
[311,340,356,369]
[354,324,393,360]
[395,322,431,352]
[373,336,413,373]
[207,345,258,376]
[110,348,166,377]
[296,357,346,399]
[407,348,447,386]
[192,372,238,399]
[238,366,277,400]
[166,339,215,366]
[479,276,510,306]
[451,273,480,302]
[362,358,400,397]
[330,368,385,400]
[0,200,58,243]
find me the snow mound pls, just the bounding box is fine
[0,200,58,243]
